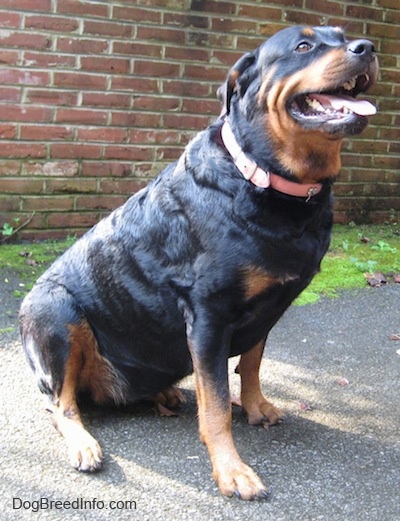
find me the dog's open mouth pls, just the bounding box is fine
[289,73,376,129]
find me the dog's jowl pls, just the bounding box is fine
[20,26,378,500]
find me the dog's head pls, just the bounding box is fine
[219,26,379,182]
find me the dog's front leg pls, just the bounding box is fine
[187,317,269,500]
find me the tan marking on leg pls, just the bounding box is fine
[54,320,127,472]
[238,340,283,426]
[190,349,269,500]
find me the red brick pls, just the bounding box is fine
[113,6,161,23]
[104,145,154,161]
[53,71,107,90]
[133,95,181,112]
[48,212,99,229]
[57,37,108,55]
[76,195,126,211]
[111,76,158,93]
[81,56,130,74]
[0,68,50,87]
[182,98,220,115]
[0,87,20,102]
[0,161,21,176]
[55,108,108,125]
[163,12,209,28]
[190,0,236,15]
[284,10,323,25]
[1,178,44,194]
[136,26,185,45]
[367,22,400,39]
[56,0,109,18]
[0,31,52,50]
[23,161,79,177]
[165,46,210,62]
[211,18,257,34]
[305,0,344,16]
[0,124,17,139]
[0,11,21,27]
[77,127,127,143]
[129,129,180,145]
[163,113,208,130]
[84,20,132,38]
[134,60,180,78]
[0,0,51,10]
[99,178,147,195]
[81,161,132,178]
[155,146,182,161]
[23,52,76,69]
[111,111,161,128]
[50,143,102,159]
[46,178,97,194]
[162,79,210,98]
[346,5,383,20]
[0,195,21,211]
[184,64,225,82]
[20,125,74,141]
[25,15,79,33]
[0,143,46,159]
[113,41,162,58]
[25,89,78,106]
[0,50,20,66]
[22,196,74,211]
[238,4,282,20]
[385,9,400,23]
[81,92,131,108]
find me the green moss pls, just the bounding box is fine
[296,223,400,305]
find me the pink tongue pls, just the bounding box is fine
[316,94,377,116]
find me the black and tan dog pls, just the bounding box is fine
[20,26,378,500]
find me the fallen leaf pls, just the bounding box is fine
[299,402,313,411]
[360,236,370,243]
[394,274,400,283]
[365,271,387,287]
[337,377,349,386]
[389,334,400,341]
[26,259,38,266]
[19,250,32,258]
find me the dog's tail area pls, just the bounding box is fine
[19,281,83,399]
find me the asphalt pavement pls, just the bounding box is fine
[1,270,399,521]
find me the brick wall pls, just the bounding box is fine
[0,0,399,239]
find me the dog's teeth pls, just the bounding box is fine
[306,96,325,112]
[343,77,357,90]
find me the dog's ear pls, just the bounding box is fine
[218,52,257,116]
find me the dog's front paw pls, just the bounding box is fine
[68,433,103,472]
[213,460,269,501]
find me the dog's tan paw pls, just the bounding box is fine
[214,460,269,501]
[68,433,103,472]
[244,398,284,427]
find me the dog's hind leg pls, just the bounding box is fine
[20,286,126,472]
[52,323,103,472]
[236,339,284,427]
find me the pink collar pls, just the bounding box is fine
[220,120,322,201]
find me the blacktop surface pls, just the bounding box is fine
[0,265,399,521]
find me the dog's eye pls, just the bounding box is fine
[295,42,313,53]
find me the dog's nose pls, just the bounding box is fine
[347,39,376,57]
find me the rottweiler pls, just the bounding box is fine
[20,25,378,500]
